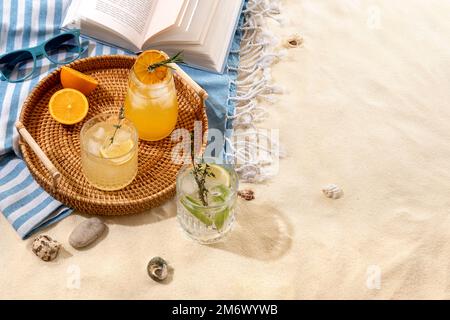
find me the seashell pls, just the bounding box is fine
[31,235,61,262]
[147,257,169,282]
[238,189,255,201]
[322,184,344,199]
[284,34,303,48]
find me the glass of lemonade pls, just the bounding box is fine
[176,161,239,244]
[124,50,178,141]
[80,113,138,191]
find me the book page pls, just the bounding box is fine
[150,0,243,72]
[83,0,157,46]
[175,0,191,27]
[145,0,185,42]
[145,0,218,47]
[61,0,83,27]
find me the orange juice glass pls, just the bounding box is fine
[124,58,179,141]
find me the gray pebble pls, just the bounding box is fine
[69,217,106,249]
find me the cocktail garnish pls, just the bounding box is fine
[190,132,215,206]
[147,51,184,73]
[109,106,125,146]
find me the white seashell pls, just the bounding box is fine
[322,184,344,199]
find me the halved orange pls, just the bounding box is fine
[134,50,171,84]
[60,66,98,95]
[49,88,89,125]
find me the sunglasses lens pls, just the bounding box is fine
[44,33,81,64]
[0,50,34,81]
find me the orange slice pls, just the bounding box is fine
[133,50,171,84]
[60,66,98,95]
[49,88,89,125]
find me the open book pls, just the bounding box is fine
[62,0,244,73]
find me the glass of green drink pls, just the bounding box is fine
[176,160,238,244]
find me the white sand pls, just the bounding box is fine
[2,0,450,299]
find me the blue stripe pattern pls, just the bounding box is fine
[0,0,241,239]
[0,0,130,239]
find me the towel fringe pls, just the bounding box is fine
[226,0,285,182]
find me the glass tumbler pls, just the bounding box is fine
[176,162,239,244]
[80,113,138,191]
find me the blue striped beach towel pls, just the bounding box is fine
[0,0,241,239]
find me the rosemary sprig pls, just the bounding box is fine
[192,162,215,207]
[190,132,215,206]
[109,106,125,146]
[147,51,184,73]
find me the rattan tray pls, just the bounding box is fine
[17,55,208,215]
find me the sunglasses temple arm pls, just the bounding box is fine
[80,41,89,54]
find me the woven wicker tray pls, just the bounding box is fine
[17,55,208,215]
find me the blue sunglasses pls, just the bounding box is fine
[0,29,86,83]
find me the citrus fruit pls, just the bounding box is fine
[208,164,231,187]
[60,66,98,95]
[48,88,89,125]
[214,207,230,230]
[181,197,214,226]
[134,50,171,84]
[100,139,134,159]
